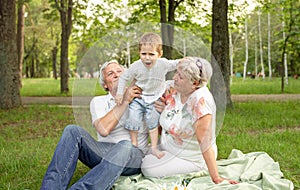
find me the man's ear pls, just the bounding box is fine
[103,84,108,89]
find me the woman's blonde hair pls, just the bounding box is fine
[178,57,213,88]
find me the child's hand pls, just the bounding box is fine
[115,94,123,105]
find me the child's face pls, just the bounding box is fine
[139,45,162,69]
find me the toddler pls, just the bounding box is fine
[115,32,179,158]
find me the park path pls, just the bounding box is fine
[21,94,300,105]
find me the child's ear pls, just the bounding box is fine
[159,50,163,57]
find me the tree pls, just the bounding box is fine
[54,0,73,93]
[43,4,61,79]
[279,0,298,92]
[0,0,22,109]
[243,17,249,81]
[17,0,26,86]
[159,0,184,59]
[267,1,272,79]
[258,9,265,79]
[211,0,232,107]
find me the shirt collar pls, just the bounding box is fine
[107,92,115,102]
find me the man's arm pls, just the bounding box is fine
[94,85,142,136]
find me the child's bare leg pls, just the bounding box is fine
[149,127,165,159]
[130,130,138,147]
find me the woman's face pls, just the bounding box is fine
[172,66,194,95]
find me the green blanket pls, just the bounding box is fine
[113,149,294,190]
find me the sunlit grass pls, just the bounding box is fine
[21,78,106,97]
[230,77,300,94]
[20,77,300,97]
[217,101,300,189]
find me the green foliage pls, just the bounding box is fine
[21,0,300,80]
[228,0,300,76]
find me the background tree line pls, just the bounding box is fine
[0,0,299,109]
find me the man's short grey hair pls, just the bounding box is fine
[99,59,120,90]
[179,57,213,88]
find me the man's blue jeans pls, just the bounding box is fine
[41,125,144,190]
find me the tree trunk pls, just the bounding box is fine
[254,35,258,78]
[243,17,248,81]
[229,29,233,85]
[159,0,172,59]
[267,11,272,79]
[211,0,232,108]
[52,46,58,79]
[159,0,183,59]
[282,15,288,85]
[159,0,183,79]
[30,57,35,78]
[0,0,22,109]
[17,2,25,86]
[36,58,40,78]
[258,11,265,79]
[57,0,73,93]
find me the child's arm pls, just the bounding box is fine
[161,58,182,72]
[115,94,123,105]
[116,77,126,105]
[116,69,133,105]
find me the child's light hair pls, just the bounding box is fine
[138,32,163,54]
[178,57,213,88]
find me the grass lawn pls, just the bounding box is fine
[20,77,300,97]
[230,77,300,94]
[20,78,106,97]
[0,101,299,189]
[2,77,299,189]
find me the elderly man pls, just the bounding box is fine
[41,60,149,190]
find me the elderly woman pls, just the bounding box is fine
[141,57,238,184]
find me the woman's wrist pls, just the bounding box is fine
[212,176,223,184]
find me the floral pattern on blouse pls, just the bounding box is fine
[164,85,177,110]
[162,86,209,145]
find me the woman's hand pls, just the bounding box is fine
[154,96,166,113]
[212,176,239,185]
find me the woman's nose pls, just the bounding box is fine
[172,73,177,80]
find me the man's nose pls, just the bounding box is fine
[115,72,121,78]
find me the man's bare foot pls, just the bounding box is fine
[151,148,165,159]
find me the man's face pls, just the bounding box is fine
[139,45,162,69]
[102,63,123,92]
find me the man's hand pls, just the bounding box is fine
[122,85,142,104]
